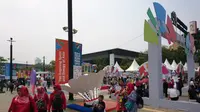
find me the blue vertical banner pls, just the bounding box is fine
[73,42,82,79]
[5,63,17,79]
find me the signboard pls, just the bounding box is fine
[55,39,82,83]
[73,42,82,79]
[5,63,17,80]
[189,21,197,34]
[55,39,69,84]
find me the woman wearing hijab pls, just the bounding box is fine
[126,82,134,95]
[34,86,49,112]
[8,85,38,112]
[48,84,66,112]
[115,81,127,112]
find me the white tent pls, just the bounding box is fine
[114,61,124,72]
[164,59,173,70]
[184,63,187,71]
[171,60,177,70]
[126,59,139,72]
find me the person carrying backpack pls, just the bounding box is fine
[34,86,49,112]
[48,84,66,112]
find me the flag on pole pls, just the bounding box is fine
[30,69,36,95]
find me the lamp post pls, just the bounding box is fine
[7,38,15,82]
[62,0,75,101]
[63,27,77,101]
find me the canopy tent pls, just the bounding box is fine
[164,59,173,70]
[139,62,169,75]
[171,60,177,70]
[126,59,140,72]
[114,61,124,72]
[184,63,187,71]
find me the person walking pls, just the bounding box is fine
[8,85,38,112]
[34,86,49,112]
[9,81,14,94]
[48,84,66,112]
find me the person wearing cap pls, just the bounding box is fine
[48,84,66,112]
[8,85,38,112]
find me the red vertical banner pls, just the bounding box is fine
[55,39,69,84]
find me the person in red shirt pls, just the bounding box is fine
[48,84,66,112]
[8,85,38,112]
[126,82,134,95]
[34,86,49,112]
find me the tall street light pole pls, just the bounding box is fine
[68,0,74,101]
[7,38,15,82]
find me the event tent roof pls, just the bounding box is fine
[114,61,124,72]
[171,60,177,70]
[164,59,173,70]
[126,59,139,72]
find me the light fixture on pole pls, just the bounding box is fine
[63,26,78,34]
[7,38,16,82]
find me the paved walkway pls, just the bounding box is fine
[0,88,184,112]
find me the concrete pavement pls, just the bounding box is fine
[0,88,184,112]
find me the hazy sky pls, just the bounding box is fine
[0,0,199,64]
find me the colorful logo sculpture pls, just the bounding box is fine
[144,2,176,45]
[144,2,195,55]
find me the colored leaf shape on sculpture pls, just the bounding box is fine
[153,2,167,33]
[164,15,177,44]
[147,8,157,29]
[144,20,159,44]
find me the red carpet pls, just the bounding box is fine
[100,85,110,90]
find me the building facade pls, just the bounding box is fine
[82,48,141,66]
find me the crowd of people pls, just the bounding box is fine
[8,84,66,112]
[3,72,200,112]
[0,76,55,94]
[105,76,145,112]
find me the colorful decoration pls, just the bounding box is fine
[144,20,159,44]
[164,15,176,44]
[153,2,167,33]
[185,33,196,55]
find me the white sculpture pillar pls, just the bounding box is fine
[148,36,163,107]
[187,52,195,84]
[109,54,115,66]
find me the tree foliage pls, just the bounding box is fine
[93,57,108,71]
[120,59,132,70]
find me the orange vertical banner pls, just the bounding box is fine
[55,39,69,84]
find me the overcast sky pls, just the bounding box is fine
[0,0,199,64]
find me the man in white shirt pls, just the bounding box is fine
[167,88,180,101]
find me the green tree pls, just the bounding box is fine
[93,57,108,72]
[120,58,132,70]
[136,51,148,65]
[45,60,55,72]
[162,46,186,64]
[34,63,43,71]
[135,46,186,66]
